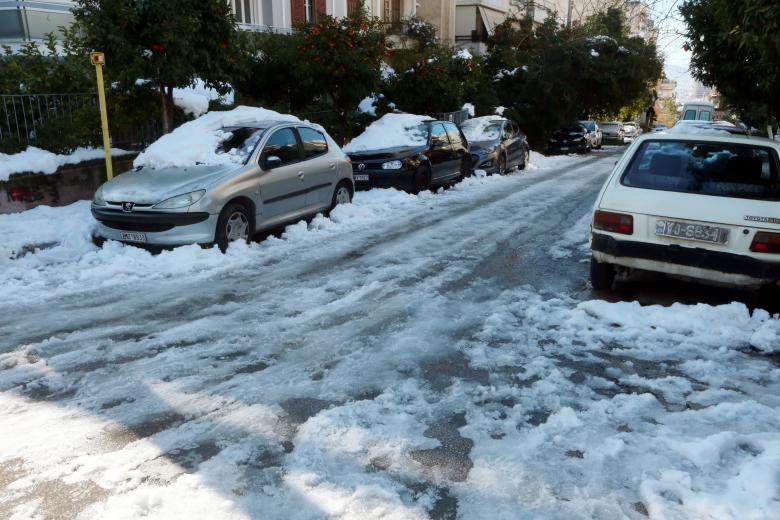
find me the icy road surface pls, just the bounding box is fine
[1,150,779,520]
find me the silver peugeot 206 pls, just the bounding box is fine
[92,120,354,250]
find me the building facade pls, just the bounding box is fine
[0,0,74,42]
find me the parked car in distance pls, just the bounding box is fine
[92,119,353,251]
[621,122,640,142]
[590,132,780,293]
[599,121,624,143]
[651,123,668,133]
[679,101,715,122]
[548,123,593,154]
[344,114,471,193]
[579,120,603,149]
[461,116,530,175]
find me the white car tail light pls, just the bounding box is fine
[750,232,780,254]
[594,210,633,235]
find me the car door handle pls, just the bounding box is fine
[329,162,336,170]
[297,171,304,180]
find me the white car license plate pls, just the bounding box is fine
[120,232,147,243]
[354,174,369,181]
[655,220,728,244]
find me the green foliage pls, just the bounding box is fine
[381,46,487,117]
[72,0,242,132]
[486,9,662,145]
[680,0,780,128]
[294,13,387,141]
[237,10,387,142]
[404,16,438,50]
[0,30,92,94]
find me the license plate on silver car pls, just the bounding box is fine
[354,174,369,181]
[120,232,147,243]
[655,220,728,244]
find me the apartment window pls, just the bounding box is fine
[383,0,400,24]
[304,0,314,22]
[232,0,253,24]
[347,0,362,16]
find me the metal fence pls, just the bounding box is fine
[0,93,97,147]
[0,92,162,151]
[435,108,471,125]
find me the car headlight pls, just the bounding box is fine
[153,190,206,209]
[382,160,403,170]
[93,185,106,206]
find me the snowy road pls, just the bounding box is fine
[1,151,779,520]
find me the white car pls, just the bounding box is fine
[590,132,780,291]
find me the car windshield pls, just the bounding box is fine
[622,140,780,201]
[580,121,595,131]
[460,120,502,142]
[555,125,583,136]
[216,127,267,163]
[600,123,619,130]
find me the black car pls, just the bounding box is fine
[461,117,530,175]
[548,123,592,154]
[346,120,471,193]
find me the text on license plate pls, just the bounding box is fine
[354,174,369,181]
[121,232,147,243]
[655,220,728,244]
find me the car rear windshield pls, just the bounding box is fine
[621,140,780,201]
[580,121,595,131]
[217,127,266,163]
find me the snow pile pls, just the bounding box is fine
[494,68,518,80]
[494,106,506,115]
[590,49,600,57]
[173,79,235,118]
[460,116,503,142]
[343,113,431,153]
[462,102,475,117]
[1,147,132,181]
[0,200,94,263]
[527,150,583,170]
[134,106,300,169]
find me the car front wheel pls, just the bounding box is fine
[590,255,615,291]
[519,147,529,170]
[412,165,431,194]
[216,202,252,252]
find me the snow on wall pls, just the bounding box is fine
[0,147,132,181]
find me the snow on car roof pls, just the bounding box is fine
[343,113,433,153]
[133,106,301,169]
[460,116,506,143]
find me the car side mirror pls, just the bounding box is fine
[264,155,282,170]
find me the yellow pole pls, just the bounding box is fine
[91,52,113,180]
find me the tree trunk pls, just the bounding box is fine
[159,83,175,134]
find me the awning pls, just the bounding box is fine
[478,6,506,36]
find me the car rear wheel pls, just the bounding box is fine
[590,255,615,291]
[216,202,252,252]
[412,165,431,194]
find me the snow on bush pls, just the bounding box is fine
[173,78,235,118]
[343,113,431,153]
[134,106,300,169]
[0,147,131,181]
